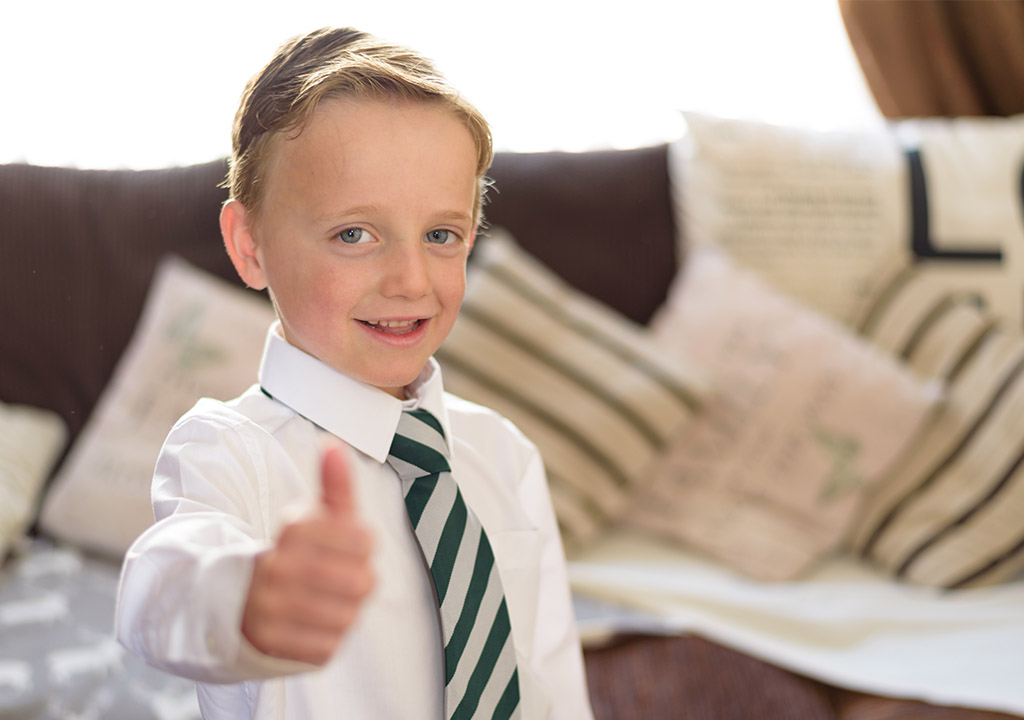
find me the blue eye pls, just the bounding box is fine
[339,228,369,244]
[426,229,453,245]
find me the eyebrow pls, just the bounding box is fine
[324,206,473,225]
[321,204,385,222]
[432,209,474,225]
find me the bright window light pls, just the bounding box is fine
[0,0,881,168]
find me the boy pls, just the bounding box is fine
[116,27,594,720]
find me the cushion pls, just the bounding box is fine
[0,404,66,558]
[625,248,941,581]
[848,265,1024,588]
[435,231,707,552]
[672,111,906,324]
[672,112,1024,331]
[38,257,275,557]
[892,115,1024,333]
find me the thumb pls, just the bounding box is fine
[320,444,355,519]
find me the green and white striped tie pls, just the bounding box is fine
[387,409,522,720]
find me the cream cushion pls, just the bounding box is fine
[627,248,941,581]
[672,112,1024,331]
[0,403,67,557]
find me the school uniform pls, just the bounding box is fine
[116,323,594,720]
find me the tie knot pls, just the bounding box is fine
[387,409,451,480]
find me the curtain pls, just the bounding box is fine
[839,0,1024,117]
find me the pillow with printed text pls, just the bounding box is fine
[673,112,1024,332]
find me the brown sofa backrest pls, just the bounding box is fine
[0,160,233,444]
[0,145,677,455]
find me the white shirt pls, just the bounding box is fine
[116,324,594,720]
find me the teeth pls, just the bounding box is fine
[367,319,417,328]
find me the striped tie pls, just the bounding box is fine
[387,409,522,719]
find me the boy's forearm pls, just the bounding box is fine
[116,517,317,684]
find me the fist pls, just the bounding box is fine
[241,446,375,665]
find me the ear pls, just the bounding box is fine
[220,200,268,291]
[466,227,476,254]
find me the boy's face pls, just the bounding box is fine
[225,97,478,398]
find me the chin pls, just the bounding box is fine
[365,368,427,396]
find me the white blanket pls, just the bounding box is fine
[569,529,1024,716]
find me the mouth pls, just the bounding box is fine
[358,318,425,336]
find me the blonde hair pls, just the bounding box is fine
[226,27,493,224]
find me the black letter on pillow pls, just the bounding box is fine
[907,149,1003,263]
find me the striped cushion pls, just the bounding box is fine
[849,265,1024,587]
[436,232,705,552]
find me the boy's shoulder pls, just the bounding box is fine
[443,390,511,427]
[443,391,537,456]
[173,384,291,436]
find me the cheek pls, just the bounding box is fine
[272,262,348,320]
[440,263,468,305]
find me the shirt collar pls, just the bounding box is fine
[257,322,453,463]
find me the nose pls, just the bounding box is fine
[381,237,431,299]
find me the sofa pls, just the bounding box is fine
[2,112,1023,719]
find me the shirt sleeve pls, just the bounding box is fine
[517,443,596,720]
[115,409,317,684]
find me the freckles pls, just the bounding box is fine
[310,260,347,292]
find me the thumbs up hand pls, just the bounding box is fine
[242,445,375,665]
